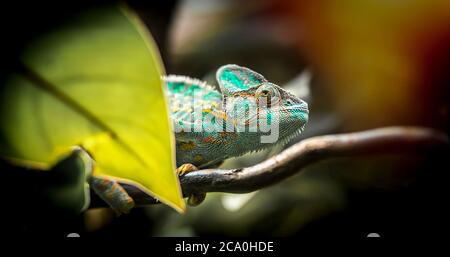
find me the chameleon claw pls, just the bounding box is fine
[176,163,198,176]
[176,163,206,206]
[188,193,206,206]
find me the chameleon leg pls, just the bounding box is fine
[88,176,135,214]
[176,163,206,206]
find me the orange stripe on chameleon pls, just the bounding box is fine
[202,136,216,143]
[180,141,196,151]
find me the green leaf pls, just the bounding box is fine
[0,6,185,212]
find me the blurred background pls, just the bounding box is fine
[1,0,449,238]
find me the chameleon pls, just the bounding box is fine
[90,64,309,213]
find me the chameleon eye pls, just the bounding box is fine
[256,84,279,99]
[256,85,281,108]
[260,90,270,96]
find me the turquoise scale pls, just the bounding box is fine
[164,75,223,131]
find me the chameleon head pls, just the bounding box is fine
[216,64,309,145]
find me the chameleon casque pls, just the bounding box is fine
[90,64,309,213]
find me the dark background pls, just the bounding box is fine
[0,0,449,239]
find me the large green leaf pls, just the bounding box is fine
[0,6,185,212]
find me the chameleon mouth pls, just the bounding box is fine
[282,98,309,112]
[294,105,309,113]
[280,104,309,114]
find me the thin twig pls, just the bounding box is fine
[89,126,449,208]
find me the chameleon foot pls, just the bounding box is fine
[176,163,198,176]
[89,176,135,215]
[187,193,206,206]
[176,163,206,206]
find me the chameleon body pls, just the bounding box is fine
[166,64,309,168]
[91,64,309,213]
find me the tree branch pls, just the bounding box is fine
[89,126,450,208]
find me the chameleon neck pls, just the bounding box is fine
[207,108,274,156]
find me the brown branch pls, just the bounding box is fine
[89,126,450,208]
